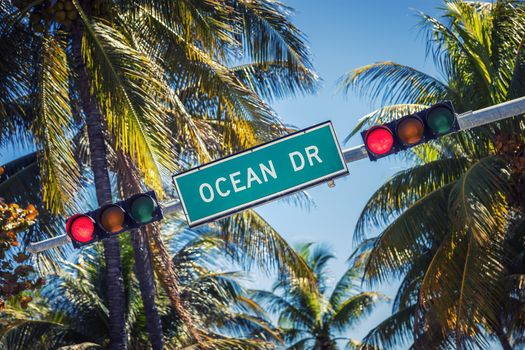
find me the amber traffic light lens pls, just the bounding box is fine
[67,215,95,243]
[427,106,455,134]
[365,126,394,156]
[99,205,126,233]
[397,116,425,145]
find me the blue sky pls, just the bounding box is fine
[254,0,443,342]
[0,0,447,345]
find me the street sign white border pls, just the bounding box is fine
[173,121,349,227]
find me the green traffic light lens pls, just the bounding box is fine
[130,195,156,224]
[427,106,455,134]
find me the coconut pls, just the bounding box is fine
[33,22,44,33]
[41,8,51,20]
[11,0,25,9]
[62,19,72,29]
[54,10,66,22]
[67,10,77,20]
[29,12,40,24]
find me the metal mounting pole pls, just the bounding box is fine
[26,96,525,254]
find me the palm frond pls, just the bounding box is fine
[33,32,80,215]
[354,157,470,243]
[508,30,525,99]
[359,305,415,350]
[217,210,315,282]
[275,191,316,211]
[328,267,361,310]
[131,0,235,55]
[251,290,313,330]
[338,61,449,105]
[0,8,33,146]
[0,319,70,350]
[417,9,493,106]
[361,183,454,285]
[74,2,177,196]
[490,0,525,98]
[231,0,312,70]
[138,6,285,138]
[329,292,387,332]
[447,156,510,346]
[231,61,318,102]
[391,253,429,313]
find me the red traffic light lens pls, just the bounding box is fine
[365,126,394,156]
[67,215,95,243]
[129,194,156,224]
[397,116,424,145]
[427,106,455,134]
[98,205,126,233]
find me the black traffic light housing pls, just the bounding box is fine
[361,101,459,161]
[66,191,163,249]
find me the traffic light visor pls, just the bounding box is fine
[365,126,394,155]
[98,205,126,233]
[427,106,455,134]
[67,215,95,243]
[397,116,424,145]
[129,194,156,224]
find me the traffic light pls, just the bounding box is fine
[66,191,163,248]
[361,101,459,161]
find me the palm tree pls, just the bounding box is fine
[0,148,317,348]
[339,1,525,349]
[0,229,281,349]
[1,0,317,347]
[254,243,386,350]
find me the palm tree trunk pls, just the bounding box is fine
[498,336,513,350]
[313,337,334,350]
[131,228,164,350]
[113,152,201,347]
[495,326,513,350]
[115,151,201,348]
[72,24,127,350]
[116,151,164,350]
[147,225,203,345]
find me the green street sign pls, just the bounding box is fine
[173,121,349,227]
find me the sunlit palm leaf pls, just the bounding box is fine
[139,6,285,136]
[359,305,416,350]
[330,292,387,332]
[231,0,312,70]
[339,61,449,106]
[354,157,470,243]
[217,210,314,282]
[328,267,361,310]
[231,61,318,102]
[0,5,33,146]
[33,32,80,215]
[74,1,177,196]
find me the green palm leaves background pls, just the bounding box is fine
[1,229,282,349]
[341,1,525,349]
[1,0,321,348]
[2,0,525,349]
[254,243,387,350]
